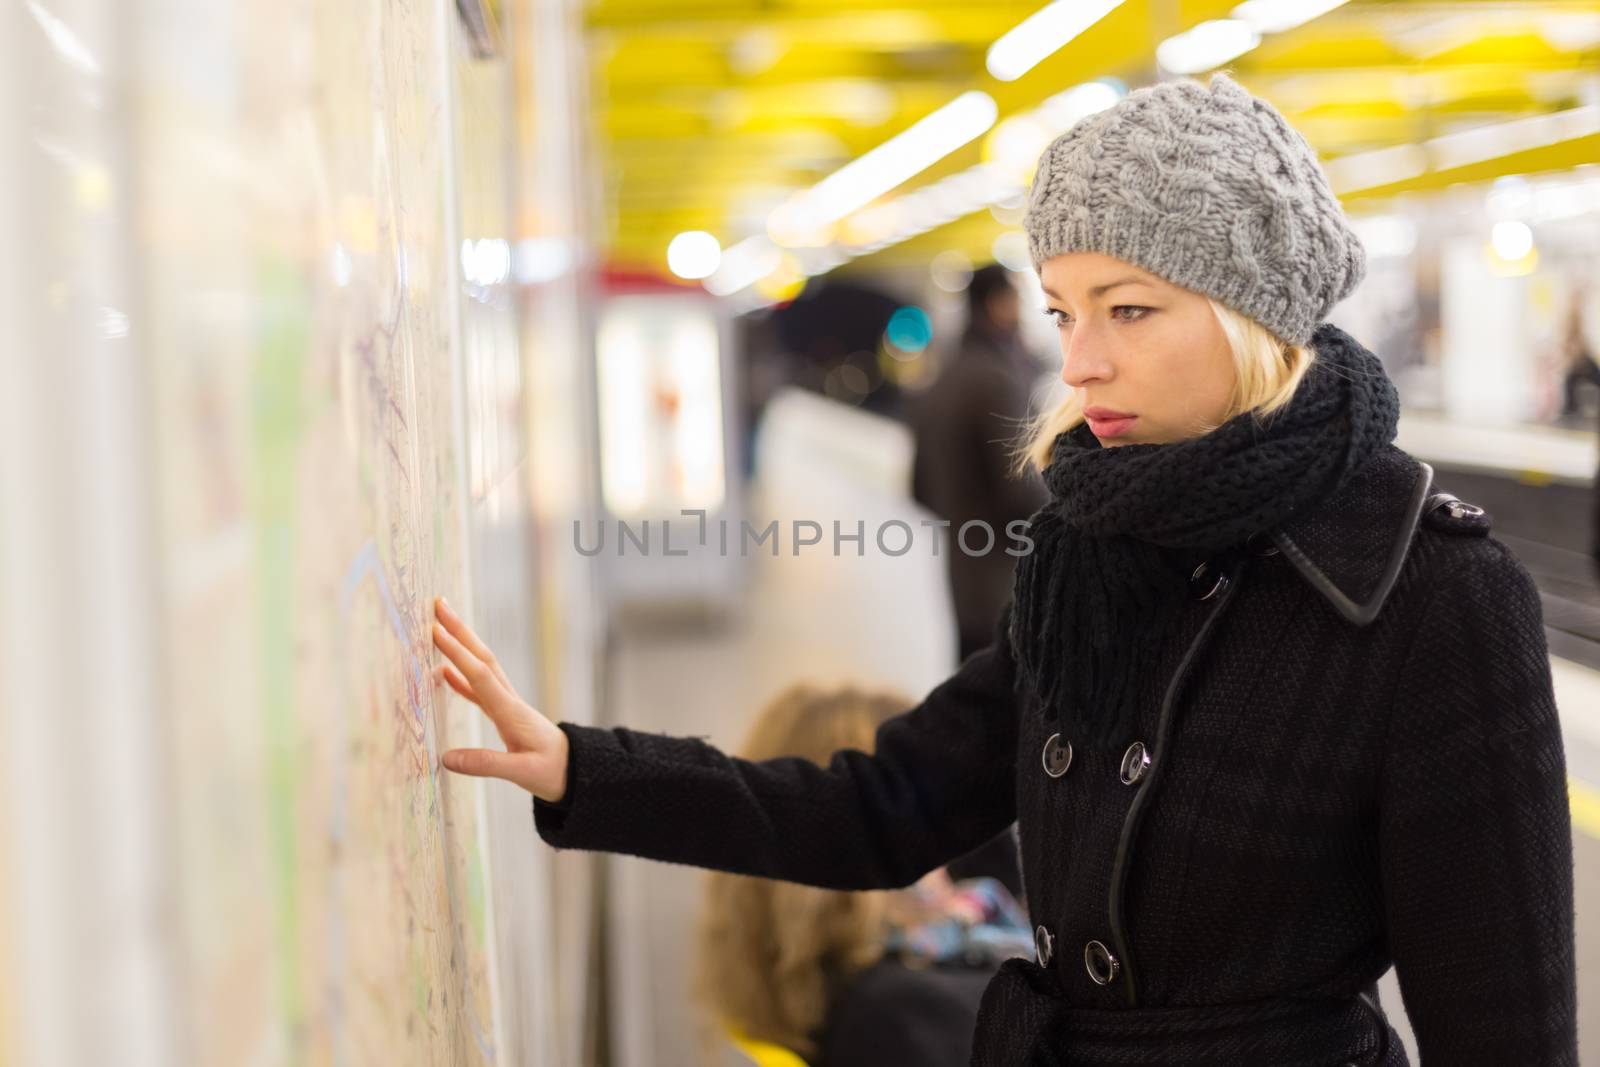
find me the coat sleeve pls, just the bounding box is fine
[1377,539,1577,1065]
[531,603,1023,890]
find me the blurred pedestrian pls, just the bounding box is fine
[910,263,1049,664]
[1558,298,1598,422]
[1555,296,1600,571]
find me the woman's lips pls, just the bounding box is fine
[1085,413,1138,438]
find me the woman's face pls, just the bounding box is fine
[1038,252,1236,447]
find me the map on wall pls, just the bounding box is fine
[141,0,502,1062]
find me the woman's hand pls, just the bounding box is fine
[430,595,570,804]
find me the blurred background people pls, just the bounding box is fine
[1554,292,1600,570]
[1559,295,1598,426]
[1548,287,1600,573]
[692,683,1029,1067]
[910,264,1048,663]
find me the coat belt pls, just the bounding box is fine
[971,958,1399,1066]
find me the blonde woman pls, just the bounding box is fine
[431,71,1575,1064]
[693,683,1012,1067]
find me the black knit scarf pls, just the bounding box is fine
[1008,322,1400,750]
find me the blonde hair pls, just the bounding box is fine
[1010,297,1316,477]
[691,683,910,1061]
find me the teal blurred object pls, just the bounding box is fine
[887,305,934,353]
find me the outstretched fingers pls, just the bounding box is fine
[442,747,528,790]
[434,597,512,689]
[432,663,476,705]
[432,619,513,726]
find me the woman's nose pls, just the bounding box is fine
[1059,331,1111,389]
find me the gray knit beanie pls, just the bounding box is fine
[1023,70,1366,347]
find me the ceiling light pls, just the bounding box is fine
[1156,19,1261,75]
[986,0,1126,82]
[727,29,785,77]
[1037,79,1125,131]
[1230,0,1349,35]
[1323,144,1429,195]
[1424,105,1600,171]
[704,236,780,296]
[1535,11,1600,52]
[667,231,722,280]
[1490,220,1533,261]
[768,91,998,244]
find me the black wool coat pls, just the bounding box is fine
[533,444,1578,1066]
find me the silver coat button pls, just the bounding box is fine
[1190,561,1229,600]
[1041,732,1073,778]
[1035,924,1055,967]
[1084,939,1120,985]
[1244,530,1279,557]
[1119,741,1151,785]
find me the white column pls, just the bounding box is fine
[1439,234,1534,426]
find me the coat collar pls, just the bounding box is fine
[1264,446,1435,626]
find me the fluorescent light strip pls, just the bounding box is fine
[1230,0,1349,35]
[1156,19,1261,75]
[1324,144,1429,195]
[986,0,1125,82]
[1038,81,1124,129]
[1326,105,1600,195]
[771,90,999,240]
[704,236,780,296]
[1424,105,1600,171]
[1519,173,1600,223]
[708,82,1129,298]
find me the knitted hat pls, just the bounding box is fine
[1023,70,1366,347]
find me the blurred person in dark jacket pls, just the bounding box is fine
[689,683,1029,1067]
[911,264,1049,664]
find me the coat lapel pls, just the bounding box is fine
[1267,446,1434,626]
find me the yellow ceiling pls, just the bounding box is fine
[582,0,1600,276]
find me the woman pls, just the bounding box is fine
[430,71,1577,1065]
[692,682,1023,1067]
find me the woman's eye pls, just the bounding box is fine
[1042,306,1150,327]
